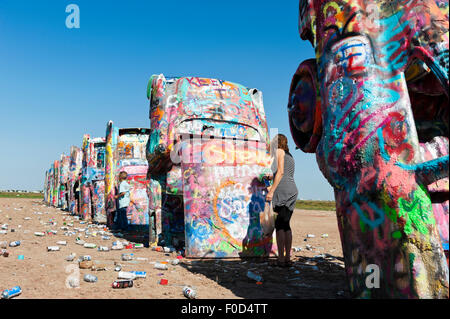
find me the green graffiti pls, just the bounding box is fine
[397,185,435,235]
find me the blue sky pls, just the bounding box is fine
[0,0,334,200]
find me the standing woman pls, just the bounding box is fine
[266,134,298,267]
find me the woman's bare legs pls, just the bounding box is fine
[276,230,285,263]
[284,230,292,263]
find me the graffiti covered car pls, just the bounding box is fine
[68,145,83,215]
[79,134,106,222]
[104,121,150,233]
[146,74,274,258]
[288,0,448,298]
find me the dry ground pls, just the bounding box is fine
[0,198,348,299]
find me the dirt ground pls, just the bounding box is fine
[0,198,349,299]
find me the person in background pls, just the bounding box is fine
[73,173,81,215]
[266,134,298,267]
[114,171,130,232]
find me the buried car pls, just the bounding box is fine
[104,121,150,234]
[146,74,274,258]
[79,134,106,222]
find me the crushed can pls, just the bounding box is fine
[183,286,197,299]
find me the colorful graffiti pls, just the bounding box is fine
[104,121,150,230]
[289,0,449,298]
[68,146,82,215]
[80,134,106,222]
[146,74,274,257]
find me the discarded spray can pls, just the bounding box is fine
[121,254,132,261]
[1,249,9,257]
[98,246,109,251]
[102,236,111,240]
[130,271,147,278]
[134,243,144,249]
[0,241,7,248]
[1,286,22,299]
[171,259,180,265]
[82,255,92,261]
[293,247,302,252]
[183,286,197,299]
[154,263,168,270]
[321,233,329,238]
[247,270,263,282]
[118,271,137,280]
[47,246,60,251]
[114,264,122,272]
[9,241,20,247]
[307,234,315,238]
[34,232,46,237]
[83,243,97,249]
[0,230,7,235]
[83,274,98,283]
[56,241,67,246]
[112,280,133,289]
[66,253,76,261]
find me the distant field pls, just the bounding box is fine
[295,200,336,211]
[0,192,43,199]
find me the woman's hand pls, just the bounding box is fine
[266,191,273,202]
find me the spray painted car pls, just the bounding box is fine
[104,121,150,232]
[146,74,274,258]
[51,160,60,207]
[288,0,448,298]
[44,168,51,205]
[68,146,83,215]
[79,135,106,222]
[58,154,70,210]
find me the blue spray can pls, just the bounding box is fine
[2,286,22,299]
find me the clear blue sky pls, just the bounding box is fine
[0,0,334,200]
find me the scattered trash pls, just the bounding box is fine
[183,286,197,299]
[171,259,180,265]
[159,279,168,285]
[79,260,94,269]
[134,243,144,249]
[305,244,312,250]
[321,233,329,238]
[47,246,60,251]
[66,253,76,261]
[118,271,136,280]
[56,241,67,246]
[9,241,20,247]
[83,274,98,283]
[135,257,148,261]
[0,241,7,248]
[154,263,168,270]
[121,254,132,261]
[293,247,302,252]
[83,243,97,249]
[131,271,147,278]
[1,286,22,299]
[112,280,133,289]
[1,249,9,257]
[98,246,109,251]
[114,264,122,272]
[307,234,315,238]
[247,270,263,282]
[0,230,7,235]
[91,264,107,271]
[112,242,124,250]
[75,239,85,245]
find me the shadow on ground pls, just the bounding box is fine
[179,253,350,299]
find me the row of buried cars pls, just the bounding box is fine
[43,74,275,258]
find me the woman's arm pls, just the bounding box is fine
[266,149,285,201]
